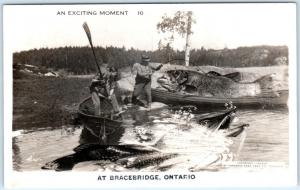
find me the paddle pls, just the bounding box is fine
[83,22,107,142]
[82,22,103,79]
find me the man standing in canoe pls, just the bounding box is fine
[131,55,163,108]
[90,65,122,116]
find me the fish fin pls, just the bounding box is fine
[223,72,241,82]
[226,124,249,137]
[73,143,105,153]
[226,127,244,137]
[206,71,222,77]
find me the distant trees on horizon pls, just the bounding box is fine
[13,45,288,75]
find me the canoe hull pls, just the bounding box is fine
[152,89,288,109]
[78,97,124,145]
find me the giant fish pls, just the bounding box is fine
[157,69,276,98]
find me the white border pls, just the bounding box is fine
[3,3,298,188]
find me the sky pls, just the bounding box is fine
[3,3,296,52]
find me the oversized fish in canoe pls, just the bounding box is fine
[116,67,288,108]
[152,69,288,108]
[157,69,277,98]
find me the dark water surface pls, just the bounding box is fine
[12,105,288,171]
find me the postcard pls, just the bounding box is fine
[3,3,297,188]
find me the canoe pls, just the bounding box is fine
[152,88,288,109]
[77,97,124,145]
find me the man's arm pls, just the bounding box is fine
[149,63,163,71]
[132,63,138,77]
[155,64,163,71]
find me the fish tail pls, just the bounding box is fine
[255,73,276,94]
[41,154,76,171]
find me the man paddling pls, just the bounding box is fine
[90,66,122,117]
[106,66,123,116]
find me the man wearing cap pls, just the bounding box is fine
[131,55,162,108]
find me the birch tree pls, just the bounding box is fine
[157,11,195,66]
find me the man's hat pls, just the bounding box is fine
[141,55,150,62]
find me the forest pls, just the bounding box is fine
[13,45,288,75]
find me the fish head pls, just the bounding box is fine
[166,70,189,84]
[156,70,189,91]
[156,72,177,91]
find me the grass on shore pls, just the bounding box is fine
[13,77,91,130]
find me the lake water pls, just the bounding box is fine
[12,105,289,172]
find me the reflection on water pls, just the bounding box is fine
[236,108,289,163]
[12,106,289,171]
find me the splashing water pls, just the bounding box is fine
[12,106,288,172]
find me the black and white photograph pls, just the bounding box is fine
[3,3,297,188]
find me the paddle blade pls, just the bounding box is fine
[83,22,93,45]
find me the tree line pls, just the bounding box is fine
[13,45,288,75]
